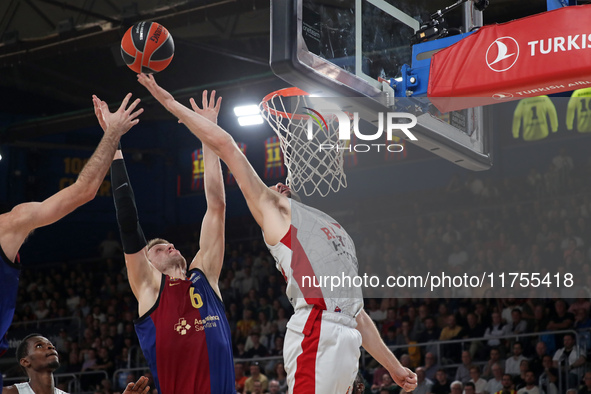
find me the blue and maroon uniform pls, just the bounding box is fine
[0,246,20,388]
[134,268,235,394]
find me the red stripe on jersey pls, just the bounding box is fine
[293,310,323,393]
[283,225,327,310]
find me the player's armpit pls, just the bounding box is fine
[124,248,161,317]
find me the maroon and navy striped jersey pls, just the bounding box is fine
[134,268,235,394]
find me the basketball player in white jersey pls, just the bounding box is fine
[138,73,418,394]
[2,334,150,394]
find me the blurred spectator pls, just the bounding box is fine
[441,316,463,362]
[579,372,591,394]
[235,362,248,394]
[539,355,558,394]
[552,333,586,390]
[484,313,508,350]
[451,381,463,394]
[469,366,486,394]
[505,343,527,376]
[464,382,476,394]
[422,352,439,381]
[484,364,503,394]
[268,379,283,394]
[455,351,474,384]
[244,362,268,393]
[429,370,451,394]
[414,367,433,394]
[483,348,505,379]
[495,374,515,394]
[515,371,539,394]
[244,332,268,358]
[507,310,527,336]
[371,373,398,393]
[512,360,529,391]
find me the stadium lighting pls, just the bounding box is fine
[234,105,263,126]
[237,115,264,126]
[233,105,260,117]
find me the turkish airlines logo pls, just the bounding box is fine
[486,37,520,72]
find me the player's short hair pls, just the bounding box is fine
[147,238,170,252]
[16,333,43,363]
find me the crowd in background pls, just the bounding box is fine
[3,149,591,394]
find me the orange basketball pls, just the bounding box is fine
[120,21,175,74]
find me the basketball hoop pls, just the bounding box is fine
[259,87,350,197]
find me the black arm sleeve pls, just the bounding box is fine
[111,158,147,254]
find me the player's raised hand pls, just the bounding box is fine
[92,93,142,136]
[188,90,222,124]
[122,376,150,394]
[392,367,417,392]
[137,73,174,105]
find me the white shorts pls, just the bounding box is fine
[283,309,362,394]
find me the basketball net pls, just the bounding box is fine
[259,88,350,197]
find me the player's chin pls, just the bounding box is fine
[47,359,60,370]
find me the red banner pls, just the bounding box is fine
[428,5,591,113]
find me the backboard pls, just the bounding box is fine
[270,0,493,170]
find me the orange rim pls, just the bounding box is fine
[260,87,312,120]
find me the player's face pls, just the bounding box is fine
[148,243,186,273]
[22,336,60,371]
[270,182,292,197]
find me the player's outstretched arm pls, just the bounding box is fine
[94,95,160,316]
[0,93,142,263]
[122,376,150,394]
[356,309,418,392]
[138,74,290,245]
[186,91,226,294]
[109,148,160,317]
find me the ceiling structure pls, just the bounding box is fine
[0,0,566,145]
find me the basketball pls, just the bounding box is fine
[120,21,175,74]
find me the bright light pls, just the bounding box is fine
[233,105,260,117]
[237,115,264,126]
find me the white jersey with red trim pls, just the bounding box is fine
[14,382,68,394]
[265,199,363,333]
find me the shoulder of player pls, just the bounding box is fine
[2,384,19,393]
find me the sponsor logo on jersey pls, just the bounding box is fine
[174,318,192,335]
[169,278,181,286]
[194,315,221,331]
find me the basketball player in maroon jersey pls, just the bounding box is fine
[138,73,417,394]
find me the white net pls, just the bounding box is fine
[259,89,350,197]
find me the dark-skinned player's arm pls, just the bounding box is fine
[138,73,290,245]
[185,91,226,297]
[94,97,160,318]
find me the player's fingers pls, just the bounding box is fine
[202,90,208,107]
[214,96,222,111]
[209,90,216,108]
[125,98,141,114]
[129,107,144,120]
[124,382,134,391]
[118,93,133,112]
[189,97,199,112]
